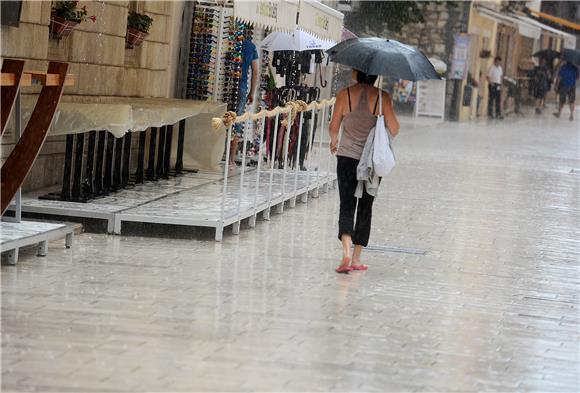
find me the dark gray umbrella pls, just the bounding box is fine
[533,49,560,61]
[327,37,440,81]
[561,49,580,65]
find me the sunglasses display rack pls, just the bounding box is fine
[186,4,222,100]
[222,17,246,111]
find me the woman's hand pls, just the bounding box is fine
[330,136,338,155]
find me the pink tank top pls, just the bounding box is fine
[338,87,379,160]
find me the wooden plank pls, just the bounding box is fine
[1,73,16,86]
[1,62,69,214]
[1,59,25,135]
[25,71,75,86]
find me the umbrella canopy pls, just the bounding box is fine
[261,29,335,52]
[561,48,580,65]
[532,49,560,64]
[327,37,440,81]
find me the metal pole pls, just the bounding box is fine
[122,132,132,186]
[156,125,166,180]
[234,118,249,234]
[251,113,267,227]
[163,124,173,178]
[315,105,327,192]
[94,131,106,194]
[279,108,292,213]
[85,130,97,197]
[291,111,305,206]
[14,92,22,222]
[265,112,280,220]
[146,127,158,180]
[135,130,146,184]
[175,119,186,175]
[305,106,316,200]
[219,125,233,238]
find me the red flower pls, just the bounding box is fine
[89,15,96,22]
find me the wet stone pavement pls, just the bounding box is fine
[2,110,579,392]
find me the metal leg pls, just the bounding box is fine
[156,126,166,180]
[175,119,186,175]
[71,133,85,201]
[113,135,123,190]
[146,127,158,180]
[103,132,115,193]
[232,221,241,235]
[263,207,271,221]
[163,124,173,178]
[135,130,146,184]
[249,214,257,228]
[276,202,284,214]
[65,232,73,248]
[94,131,106,195]
[6,248,18,265]
[60,134,74,201]
[122,132,132,187]
[84,131,96,198]
[37,241,48,257]
[215,225,223,242]
[300,193,308,203]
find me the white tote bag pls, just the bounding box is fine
[373,84,396,177]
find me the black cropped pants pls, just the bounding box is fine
[337,156,375,247]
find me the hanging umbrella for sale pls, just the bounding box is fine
[327,37,440,81]
[561,48,580,65]
[261,29,335,52]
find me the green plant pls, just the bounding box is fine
[52,1,96,23]
[127,12,153,34]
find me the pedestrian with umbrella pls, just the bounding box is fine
[553,49,579,121]
[326,37,439,273]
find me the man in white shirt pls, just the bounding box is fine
[487,56,504,119]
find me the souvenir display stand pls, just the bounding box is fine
[114,97,337,241]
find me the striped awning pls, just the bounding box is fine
[233,0,299,32]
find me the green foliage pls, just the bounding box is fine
[127,12,153,33]
[52,1,95,23]
[345,1,456,34]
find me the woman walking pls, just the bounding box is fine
[329,69,400,273]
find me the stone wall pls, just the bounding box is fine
[1,0,183,192]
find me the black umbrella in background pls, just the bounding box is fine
[561,48,580,65]
[532,49,560,62]
[327,37,440,81]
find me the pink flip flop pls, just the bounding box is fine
[350,264,368,271]
[335,265,352,274]
[336,256,352,274]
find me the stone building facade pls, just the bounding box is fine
[1,1,184,191]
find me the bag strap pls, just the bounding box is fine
[347,87,352,112]
[378,76,383,116]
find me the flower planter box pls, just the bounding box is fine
[50,15,79,39]
[126,27,148,49]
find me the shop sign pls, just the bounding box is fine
[450,34,473,80]
[315,14,329,31]
[257,1,278,19]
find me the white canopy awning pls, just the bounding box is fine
[233,0,299,33]
[297,0,344,42]
[511,14,577,49]
[475,6,541,40]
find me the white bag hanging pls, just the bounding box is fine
[373,77,396,177]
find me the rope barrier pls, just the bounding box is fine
[211,97,336,129]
